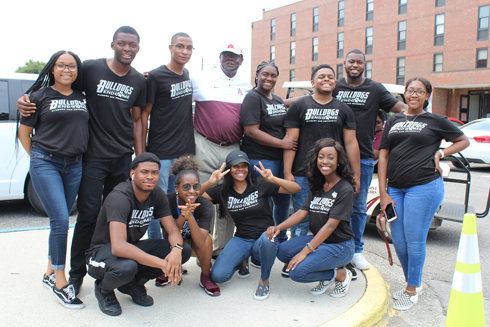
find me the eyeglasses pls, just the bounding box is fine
[406,88,427,96]
[55,63,78,72]
[171,43,194,51]
[181,183,201,191]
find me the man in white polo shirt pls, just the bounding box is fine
[192,44,252,256]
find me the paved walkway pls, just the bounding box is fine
[0,228,390,326]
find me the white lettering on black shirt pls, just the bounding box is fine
[228,191,259,211]
[170,80,193,99]
[336,91,371,105]
[388,121,428,133]
[49,99,87,112]
[265,103,287,116]
[305,108,339,122]
[96,80,135,102]
[128,206,154,228]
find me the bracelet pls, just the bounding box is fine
[306,243,315,252]
[173,243,184,251]
[438,149,445,159]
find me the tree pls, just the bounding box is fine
[16,60,46,74]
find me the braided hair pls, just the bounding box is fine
[254,61,279,88]
[25,50,83,95]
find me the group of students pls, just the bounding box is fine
[16,24,470,316]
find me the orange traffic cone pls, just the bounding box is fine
[445,213,486,326]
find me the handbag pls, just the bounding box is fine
[376,213,393,266]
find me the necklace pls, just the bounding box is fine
[405,111,425,122]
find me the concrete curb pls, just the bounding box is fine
[321,265,392,327]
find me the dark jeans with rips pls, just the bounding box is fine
[69,155,132,279]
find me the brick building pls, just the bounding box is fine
[251,0,490,122]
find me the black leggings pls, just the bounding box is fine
[87,239,191,291]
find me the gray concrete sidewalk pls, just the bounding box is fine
[0,228,389,327]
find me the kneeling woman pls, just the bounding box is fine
[201,150,300,300]
[269,138,356,297]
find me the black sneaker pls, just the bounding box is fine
[238,265,251,278]
[344,263,358,280]
[94,280,122,316]
[53,284,84,309]
[281,264,290,278]
[42,273,56,289]
[68,276,83,296]
[118,282,154,306]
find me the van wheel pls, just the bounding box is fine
[26,177,78,216]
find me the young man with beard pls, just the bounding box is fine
[17,26,147,295]
[191,44,253,257]
[333,49,406,271]
[142,33,195,240]
[86,153,191,316]
[284,64,360,243]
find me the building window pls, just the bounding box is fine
[399,0,407,15]
[365,61,372,78]
[436,0,445,7]
[270,45,275,62]
[337,64,344,80]
[398,21,407,51]
[290,69,295,82]
[290,41,296,65]
[291,13,296,37]
[271,19,276,41]
[366,0,374,21]
[435,14,445,46]
[478,5,489,41]
[366,27,373,55]
[476,48,488,68]
[397,57,406,85]
[433,53,443,72]
[312,37,319,62]
[338,1,345,27]
[337,33,344,59]
[313,7,319,32]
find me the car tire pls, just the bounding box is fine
[26,177,78,216]
[377,220,393,244]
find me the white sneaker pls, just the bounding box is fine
[392,292,418,311]
[330,269,353,298]
[351,253,370,270]
[392,286,423,300]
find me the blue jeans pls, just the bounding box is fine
[249,159,291,243]
[277,236,354,283]
[388,177,444,287]
[290,176,310,238]
[30,147,82,270]
[211,232,279,282]
[350,158,374,253]
[147,158,177,239]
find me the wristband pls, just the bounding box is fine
[438,149,445,159]
[173,243,184,251]
[306,243,315,252]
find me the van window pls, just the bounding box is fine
[21,80,35,93]
[0,81,8,120]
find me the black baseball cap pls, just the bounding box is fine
[226,150,249,168]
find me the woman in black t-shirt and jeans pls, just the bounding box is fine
[378,77,469,311]
[270,138,356,298]
[201,150,300,300]
[18,51,88,309]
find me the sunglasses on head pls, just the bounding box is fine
[181,183,201,191]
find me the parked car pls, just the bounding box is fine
[448,117,465,127]
[440,118,490,167]
[0,73,77,216]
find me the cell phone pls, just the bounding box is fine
[385,203,397,223]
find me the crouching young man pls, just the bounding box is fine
[86,153,191,316]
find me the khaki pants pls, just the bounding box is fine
[194,130,239,255]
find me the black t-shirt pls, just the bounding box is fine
[146,65,195,159]
[284,96,356,176]
[206,176,280,239]
[82,59,147,161]
[21,88,89,157]
[379,112,464,188]
[301,178,355,243]
[333,78,399,160]
[167,192,213,238]
[87,179,171,258]
[240,89,287,160]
